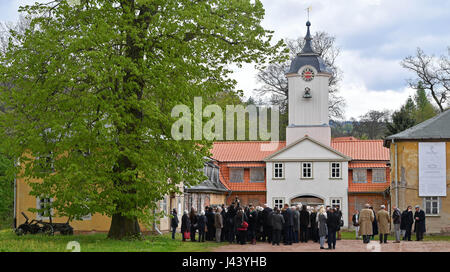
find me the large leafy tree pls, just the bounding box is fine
[0,0,282,239]
[0,154,14,229]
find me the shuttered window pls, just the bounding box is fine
[229,168,244,183]
[352,169,367,183]
[250,168,265,183]
[372,169,386,183]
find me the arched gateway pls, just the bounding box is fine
[290,195,324,208]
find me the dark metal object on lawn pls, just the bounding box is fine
[15,212,73,236]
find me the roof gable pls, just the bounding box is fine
[385,109,450,141]
[265,136,351,161]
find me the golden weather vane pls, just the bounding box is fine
[306,6,312,21]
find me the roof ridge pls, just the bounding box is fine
[214,141,286,144]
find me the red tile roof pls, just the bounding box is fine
[211,141,286,162]
[211,139,389,162]
[226,162,266,168]
[349,162,389,169]
[225,183,267,192]
[348,183,390,193]
[331,139,389,161]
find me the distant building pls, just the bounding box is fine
[183,159,229,211]
[333,137,390,225]
[208,21,391,229]
[385,110,450,234]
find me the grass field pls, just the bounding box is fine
[1,229,448,252]
[0,229,224,252]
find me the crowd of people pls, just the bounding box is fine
[170,200,427,249]
[351,204,426,243]
[171,199,347,250]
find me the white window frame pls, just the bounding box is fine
[36,197,53,220]
[424,197,440,216]
[250,168,265,183]
[330,162,342,179]
[352,169,367,183]
[301,162,313,179]
[273,163,285,179]
[273,197,285,209]
[81,214,92,221]
[330,198,342,209]
[160,196,168,218]
[372,168,386,183]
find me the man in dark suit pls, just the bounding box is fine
[299,205,310,242]
[326,207,340,250]
[282,204,294,245]
[400,206,414,241]
[261,204,273,243]
[414,205,426,241]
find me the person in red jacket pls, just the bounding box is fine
[235,209,248,245]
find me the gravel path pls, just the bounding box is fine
[213,240,450,252]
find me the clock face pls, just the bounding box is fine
[301,67,315,82]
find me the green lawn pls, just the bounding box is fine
[340,230,450,241]
[0,229,224,252]
[1,229,448,252]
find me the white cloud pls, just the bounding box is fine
[342,84,415,119]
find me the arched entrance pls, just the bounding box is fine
[290,195,324,208]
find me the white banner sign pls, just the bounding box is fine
[419,142,447,197]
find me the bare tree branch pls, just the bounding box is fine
[401,47,449,112]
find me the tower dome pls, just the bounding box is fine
[287,21,333,75]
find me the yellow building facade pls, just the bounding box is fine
[14,160,227,234]
[15,175,186,233]
[386,110,450,234]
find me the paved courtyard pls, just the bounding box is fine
[213,240,450,252]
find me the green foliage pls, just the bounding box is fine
[414,83,438,123]
[0,155,14,229]
[0,0,282,235]
[387,97,417,136]
[386,85,438,136]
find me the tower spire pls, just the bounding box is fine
[300,21,316,55]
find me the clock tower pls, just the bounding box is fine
[286,21,333,146]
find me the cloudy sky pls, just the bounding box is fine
[2,0,450,119]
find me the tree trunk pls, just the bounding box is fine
[107,213,141,240]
